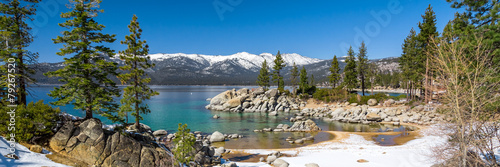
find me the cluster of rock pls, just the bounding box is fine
[264,151,290,167]
[296,100,445,125]
[205,88,303,113]
[254,119,321,132]
[207,131,243,142]
[191,140,230,166]
[49,119,174,167]
[286,136,315,144]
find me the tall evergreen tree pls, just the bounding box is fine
[299,66,309,94]
[399,28,420,100]
[328,55,341,88]
[45,0,120,121]
[342,46,358,92]
[272,51,286,92]
[366,62,378,95]
[447,0,499,67]
[417,4,439,103]
[290,62,299,95]
[310,74,315,87]
[0,0,40,105]
[256,60,270,90]
[118,15,159,128]
[0,17,13,94]
[357,41,369,96]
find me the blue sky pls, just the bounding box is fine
[28,0,461,63]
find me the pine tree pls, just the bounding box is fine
[272,51,286,92]
[0,17,13,94]
[118,15,159,128]
[399,28,420,100]
[310,74,315,87]
[417,4,439,103]
[0,0,40,105]
[45,0,120,121]
[290,62,299,95]
[328,55,341,88]
[357,41,368,96]
[172,123,196,165]
[342,46,358,92]
[366,62,378,95]
[447,0,499,67]
[299,66,309,94]
[256,60,270,90]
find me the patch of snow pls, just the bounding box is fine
[145,52,323,70]
[0,137,69,167]
[234,124,452,167]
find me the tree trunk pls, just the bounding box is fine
[17,50,26,105]
[425,57,429,103]
[361,76,365,96]
[134,59,141,130]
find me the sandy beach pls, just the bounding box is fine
[226,124,447,167]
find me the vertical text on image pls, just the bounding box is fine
[5,57,17,157]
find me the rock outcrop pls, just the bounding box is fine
[49,119,173,167]
[289,119,321,132]
[206,88,302,113]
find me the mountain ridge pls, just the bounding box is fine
[32,52,398,85]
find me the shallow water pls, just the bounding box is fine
[28,85,415,148]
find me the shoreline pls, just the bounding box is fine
[228,123,445,167]
[352,88,407,94]
[227,122,426,152]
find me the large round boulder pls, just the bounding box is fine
[210,131,225,142]
[273,159,289,167]
[366,112,382,121]
[210,90,234,105]
[367,99,377,106]
[153,129,168,137]
[252,87,265,96]
[305,163,320,167]
[265,88,279,98]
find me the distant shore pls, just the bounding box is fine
[352,88,407,94]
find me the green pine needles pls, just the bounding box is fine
[45,0,120,121]
[343,46,358,92]
[118,15,159,128]
[256,59,270,90]
[0,0,40,105]
[172,123,196,165]
[299,66,309,94]
[272,51,286,92]
[328,55,341,88]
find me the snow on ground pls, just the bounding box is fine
[230,124,449,167]
[0,137,68,167]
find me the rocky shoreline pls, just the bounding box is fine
[206,87,446,127]
[205,88,303,114]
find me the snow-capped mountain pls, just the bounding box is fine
[145,52,322,71]
[32,52,398,85]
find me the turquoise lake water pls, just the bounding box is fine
[27,85,410,148]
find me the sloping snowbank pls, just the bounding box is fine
[231,124,449,167]
[0,137,68,167]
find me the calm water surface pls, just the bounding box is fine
[28,85,412,148]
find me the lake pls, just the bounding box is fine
[27,85,412,148]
